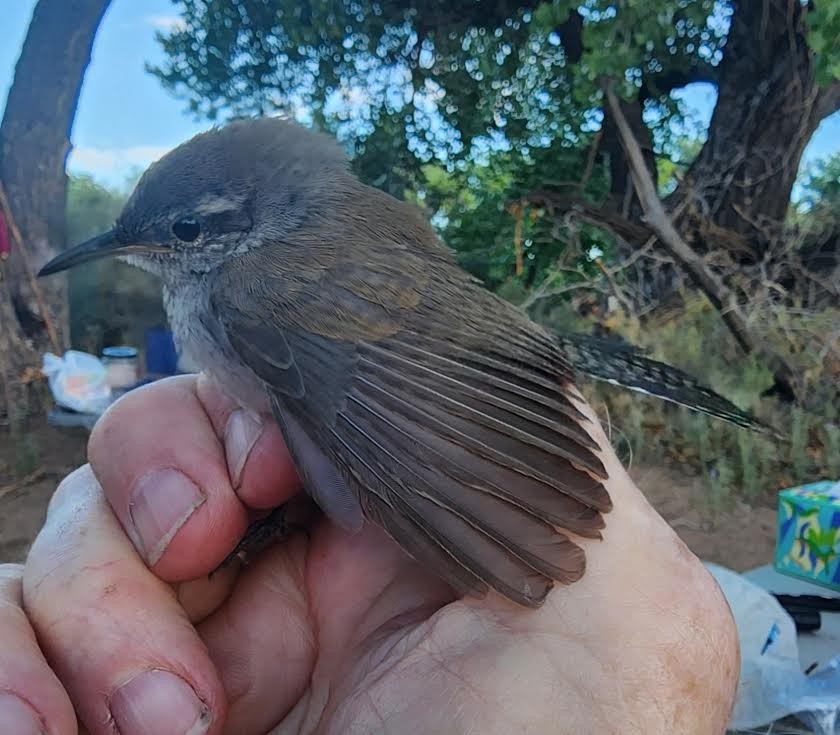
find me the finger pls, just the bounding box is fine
[197,535,316,734]
[195,373,299,509]
[89,374,299,581]
[24,466,227,735]
[0,564,77,735]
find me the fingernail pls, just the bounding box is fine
[224,409,263,488]
[0,693,45,735]
[130,470,206,565]
[110,670,211,735]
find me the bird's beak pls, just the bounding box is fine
[38,230,164,276]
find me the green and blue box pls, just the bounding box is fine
[775,480,840,592]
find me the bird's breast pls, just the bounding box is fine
[162,279,271,414]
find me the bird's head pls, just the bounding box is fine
[39,117,352,280]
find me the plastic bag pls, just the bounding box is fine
[705,563,840,734]
[42,351,112,414]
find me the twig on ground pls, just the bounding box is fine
[0,468,46,502]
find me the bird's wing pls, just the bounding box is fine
[210,246,610,608]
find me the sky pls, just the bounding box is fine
[1,0,207,188]
[2,0,839,190]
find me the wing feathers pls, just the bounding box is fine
[337,407,560,605]
[363,341,600,451]
[342,400,589,577]
[216,280,609,606]
[344,391,604,537]
[393,334,592,425]
[358,353,606,478]
[352,372,610,512]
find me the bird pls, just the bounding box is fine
[39,117,773,607]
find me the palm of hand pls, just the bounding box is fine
[196,516,586,735]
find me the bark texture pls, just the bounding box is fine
[0,0,111,419]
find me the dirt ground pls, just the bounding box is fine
[0,421,88,562]
[0,419,778,570]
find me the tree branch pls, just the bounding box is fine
[555,9,584,64]
[816,79,840,121]
[603,82,799,398]
[641,63,720,99]
[0,182,61,355]
[526,191,652,246]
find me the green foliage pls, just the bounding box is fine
[790,152,840,244]
[807,0,840,84]
[798,152,840,211]
[149,0,732,284]
[415,139,611,288]
[656,136,703,195]
[66,174,124,243]
[152,0,725,151]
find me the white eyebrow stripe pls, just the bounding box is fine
[195,194,244,215]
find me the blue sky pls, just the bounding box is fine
[1,0,207,187]
[2,0,839,189]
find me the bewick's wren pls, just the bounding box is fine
[40,117,770,607]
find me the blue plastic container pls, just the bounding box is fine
[774,480,840,593]
[145,327,178,376]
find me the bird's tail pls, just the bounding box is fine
[556,333,780,437]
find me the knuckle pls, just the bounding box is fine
[48,464,97,516]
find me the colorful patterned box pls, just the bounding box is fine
[774,480,840,592]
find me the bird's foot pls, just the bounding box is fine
[214,504,295,573]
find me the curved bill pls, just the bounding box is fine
[38,230,163,277]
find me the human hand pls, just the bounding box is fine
[2,375,739,734]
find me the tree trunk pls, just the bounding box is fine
[558,0,840,309]
[0,0,111,419]
[0,0,112,351]
[676,0,836,264]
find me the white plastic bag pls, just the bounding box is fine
[706,563,840,734]
[42,351,112,414]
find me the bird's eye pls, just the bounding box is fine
[172,217,201,242]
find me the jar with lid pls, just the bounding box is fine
[101,346,139,389]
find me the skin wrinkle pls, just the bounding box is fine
[207,546,316,731]
[330,605,505,733]
[208,604,253,707]
[330,649,434,733]
[26,513,103,603]
[349,598,455,687]
[330,618,408,697]
[427,656,496,730]
[0,689,47,732]
[334,560,453,665]
[299,673,333,735]
[359,689,392,734]
[320,623,435,730]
